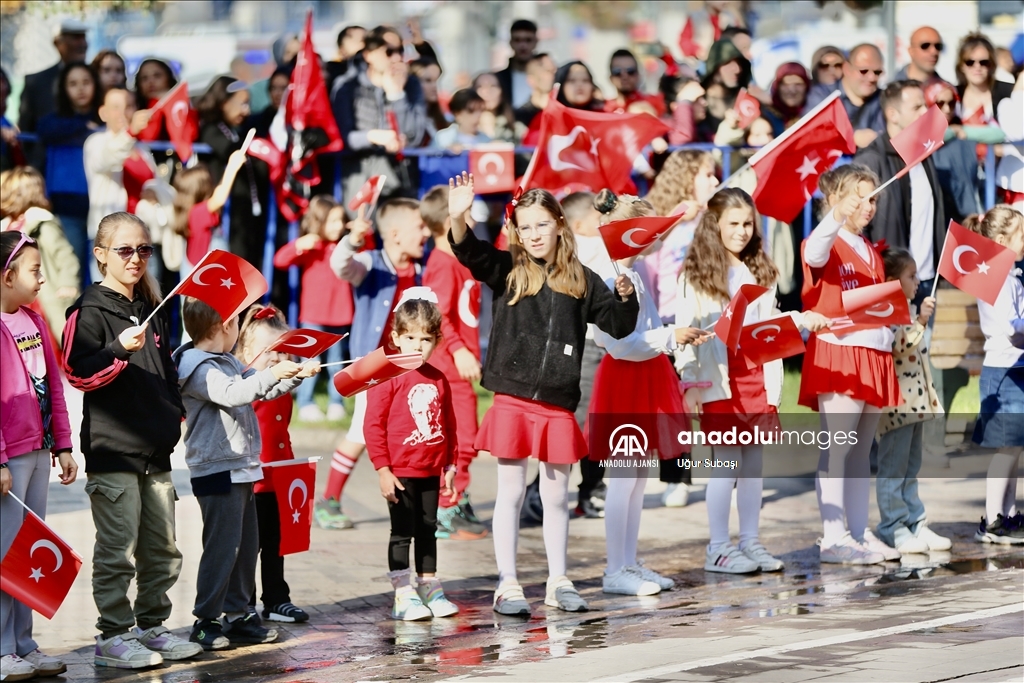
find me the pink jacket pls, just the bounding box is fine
[1,307,73,464]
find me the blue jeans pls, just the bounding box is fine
[875,422,927,546]
[57,213,89,288]
[295,322,348,408]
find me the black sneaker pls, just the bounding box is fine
[974,515,1024,544]
[459,493,482,525]
[189,619,229,650]
[262,603,309,623]
[573,497,604,519]
[223,613,278,644]
[437,504,489,539]
[590,481,607,508]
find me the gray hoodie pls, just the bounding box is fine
[173,343,303,479]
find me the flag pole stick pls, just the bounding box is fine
[867,166,910,200]
[7,492,81,552]
[320,359,360,368]
[261,456,323,468]
[140,250,215,328]
[929,229,950,301]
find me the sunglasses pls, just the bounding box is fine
[935,98,956,108]
[107,245,154,261]
[858,68,884,76]
[3,232,36,272]
[817,61,844,70]
[964,59,992,68]
[385,46,403,57]
[916,42,944,52]
[611,67,638,77]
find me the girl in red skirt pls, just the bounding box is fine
[679,188,828,574]
[587,189,710,596]
[446,172,640,615]
[800,164,901,565]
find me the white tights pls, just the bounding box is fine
[492,459,570,585]
[706,445,764,551]
[987,449,1021,523]
[815,393,881,547]
[604,465,651,575]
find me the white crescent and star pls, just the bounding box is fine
[952,245,982,276]
[548,126,596,172]
[191,263,227,286]
[458,280,479,329]
[621,228,649,249]
[864,303,895,318]
[796,154,821,181]
[170,101,188,128]
[282,334,318,349]
[288,478,309,523]
[477,152,506,186]
[750,324,781,342]
[29,539,64,580]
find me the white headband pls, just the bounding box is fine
[393,286,439,312]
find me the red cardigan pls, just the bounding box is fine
[274,239,354,327]
[253,393,294,494]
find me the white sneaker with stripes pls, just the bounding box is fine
[704,543,759,574]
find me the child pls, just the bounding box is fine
[316,199,431,530]
[364,292,461,620]
[968,206,1024,543]
[233,304,312,623]
[172,151,245,272]
[447,172,639,615]
[799,164,902,564]
[875,247,950,553]
[431,89,491,152]
[1,231,77,681]
[420,186,487,539]
[589,190,709,595]
[274,196,354,423]
[62,212,200,668]
[174,297,318,650]
[679,188,823,573]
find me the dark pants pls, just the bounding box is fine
[659,458,693,485]
[388,477,440,574]
[254,492,290,607]
[194,483,259,619]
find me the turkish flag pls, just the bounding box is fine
[387,110,404,162]
[599,213,685,260]
[332,348,423,397]
[831,280,912,335]
[735,88,762,130]
[177,250,268,322]
[268,328,347,359]
[714,284,769,350]
[0,511,82,619]
[268,459,317,555]
[347,175,386,213]
[529,97,669,194]
[739,314,805,368]
[750,92,856,222]
[470,144,517,194]
[890,104,947,170]
[937,220,1016,305]
[151,82,194,162]
[245,137,285,185]
[285,11,343,163]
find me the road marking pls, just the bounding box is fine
[593,602,1024,682]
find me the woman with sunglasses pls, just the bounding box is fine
[62,212,200,669]
[810,46,845,90]
[956,32,1014,126]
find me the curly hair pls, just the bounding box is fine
[646,150,715,217]
[681,188,779,302]
[506,189,587,305]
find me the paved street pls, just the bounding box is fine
[24,384,1024,682]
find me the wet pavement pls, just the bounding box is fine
[29,388,1024,681]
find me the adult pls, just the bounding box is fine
[495,19,539,109]
[249,34,299,114]
[327,25,366,87]
[332,25,428,204]
[700,38,751,135]
[856,80,945,305]
[18,19,88,162]
[91,49,127,98]
[473,72,516,143]
[659,74,707,145]
[766,61,810,131]
[411,59,447,136]
[555,61,604,111]
[514,53,556,132]
[810,45,845,90]
[895,26,947,85]
[133,57,199,167]
[720,26,752,61]
[604,49,666,116]
[247,67,289,139]
[806,43,885,149]
[0,67,23,172]
[955,32,1014,126]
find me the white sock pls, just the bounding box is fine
[493,459,528,586]
[539,461,571,579]
[816,394,879,546]
[706,473,735,551]
[225,612,245,622]
[736,445,764,548]
[604,466,648,574]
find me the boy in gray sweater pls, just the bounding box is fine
[172,298,318,650]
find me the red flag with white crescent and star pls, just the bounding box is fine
[149,81,194,162]
[268,459,317,555]
[937,220,1016,305]
[831,280,912,335]
[347,175,387,213]
[469,144,517,194]
[750,91,855,222]
[245,137,285,185]
[0,510,82,619]
[735,88,762,130]
[177,250,268,322]
[714,284,769,350]
[739,314,805,368]
[598,213,686,260]
[267,328,347,359]
[332,348,424,397]
[890,104,947,171]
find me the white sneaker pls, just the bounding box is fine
[740,541,784,571]
[914,523,952,551]
[298,404,325,422]
[602,567,661,596]
[818,533,885,565]
[860,529,901,561]
[661,482,690,507]
[326,403,347,421]
[392,586,433,621]
[0,654,36,682]
[634,558,675,590]
[135,625,203,660]
[94,631,163,669]
[892,526,930,554]
[20,649,65,676]
[705,543,759,573]
[544,576,589,612]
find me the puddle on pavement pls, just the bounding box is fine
[754,604,814,618]
[944,556,1024,573]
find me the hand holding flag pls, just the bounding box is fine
[268,329,348,359]
[144,250,268,326]
[333,348,424,397]
[739,314,805,368]
[266,459,317,555]
[734,89,761,130]
[348,175,387,213]
[150,81,194,162]
[598,213,686,261]
[869,105,947,199]
[831,280,912,334]
[937,219,1016,305]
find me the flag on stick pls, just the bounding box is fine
[937,219,1016,305]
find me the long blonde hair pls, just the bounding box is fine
[95,212,162,306]
[506,189,587,305]
[0,167,52,219]
[964,205,1024,242]
[646,150,715,217]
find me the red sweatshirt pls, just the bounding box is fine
[364,364,457,478]
[423,248,481,364]
[253,393,294,494]
[274,239,354,327]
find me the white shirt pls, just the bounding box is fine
[727,264,761,325]
[978,274,1024,368]
[511,70,531,109]
[83,129,156,240]
[908,162,936,280]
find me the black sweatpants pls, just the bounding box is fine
[254,491,291,607]
[388,476,440,574]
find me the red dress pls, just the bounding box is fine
[475,394,588,464]
[702,350,780,435]
[254,393,294,494]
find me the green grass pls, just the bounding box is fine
[949,375,980,414]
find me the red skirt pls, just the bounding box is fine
[585,354,689,459]
[702,350,780,434]
[475,393,588,464]
[798,335,901,410]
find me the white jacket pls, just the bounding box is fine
[591,262,676,361]
[83,129,156,239]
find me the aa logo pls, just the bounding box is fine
[608,424,649,458]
